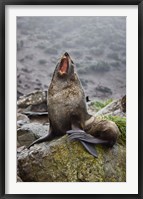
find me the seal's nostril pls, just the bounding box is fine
[64,52,69,56]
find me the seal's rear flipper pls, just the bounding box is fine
[67,130,108,144]
[80,141,98,158]
[66,130,108,158]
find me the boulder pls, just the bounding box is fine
[17,113,30,127]
[17,90,47,111]
[17,135,126,182]
[17,123,48,147]
[94,98,126,118]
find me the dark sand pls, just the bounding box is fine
[17,17,126,100]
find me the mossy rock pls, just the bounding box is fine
[18,135,126,182]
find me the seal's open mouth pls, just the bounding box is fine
[58,52,70,75]
[59,57,69,74]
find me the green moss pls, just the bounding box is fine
[92,99,113,112]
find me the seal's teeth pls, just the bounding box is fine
[59,71,66,75]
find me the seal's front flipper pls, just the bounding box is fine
[27,133,53,149]
[80,141,98,158]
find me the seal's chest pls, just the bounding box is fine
[49,88,82,106]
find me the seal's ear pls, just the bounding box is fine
[86,96,90,102]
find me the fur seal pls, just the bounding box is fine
[28,52,120,157]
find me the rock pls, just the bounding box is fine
[121,95,126,112]
[17,113,30,127]
[17,90,49,124]
[94,98,126,117]
[17,123,48,147]
[17,145,27,153]
[17,90,23,99]
[17,141,21,148]
[17,90,47,110]
[17,135,126,182]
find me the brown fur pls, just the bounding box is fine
[28,52,119,149]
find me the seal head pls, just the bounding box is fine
[52,52,74,81]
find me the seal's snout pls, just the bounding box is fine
[63,52,74,64]
[64,52,69,57]
[61,52,70,60]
